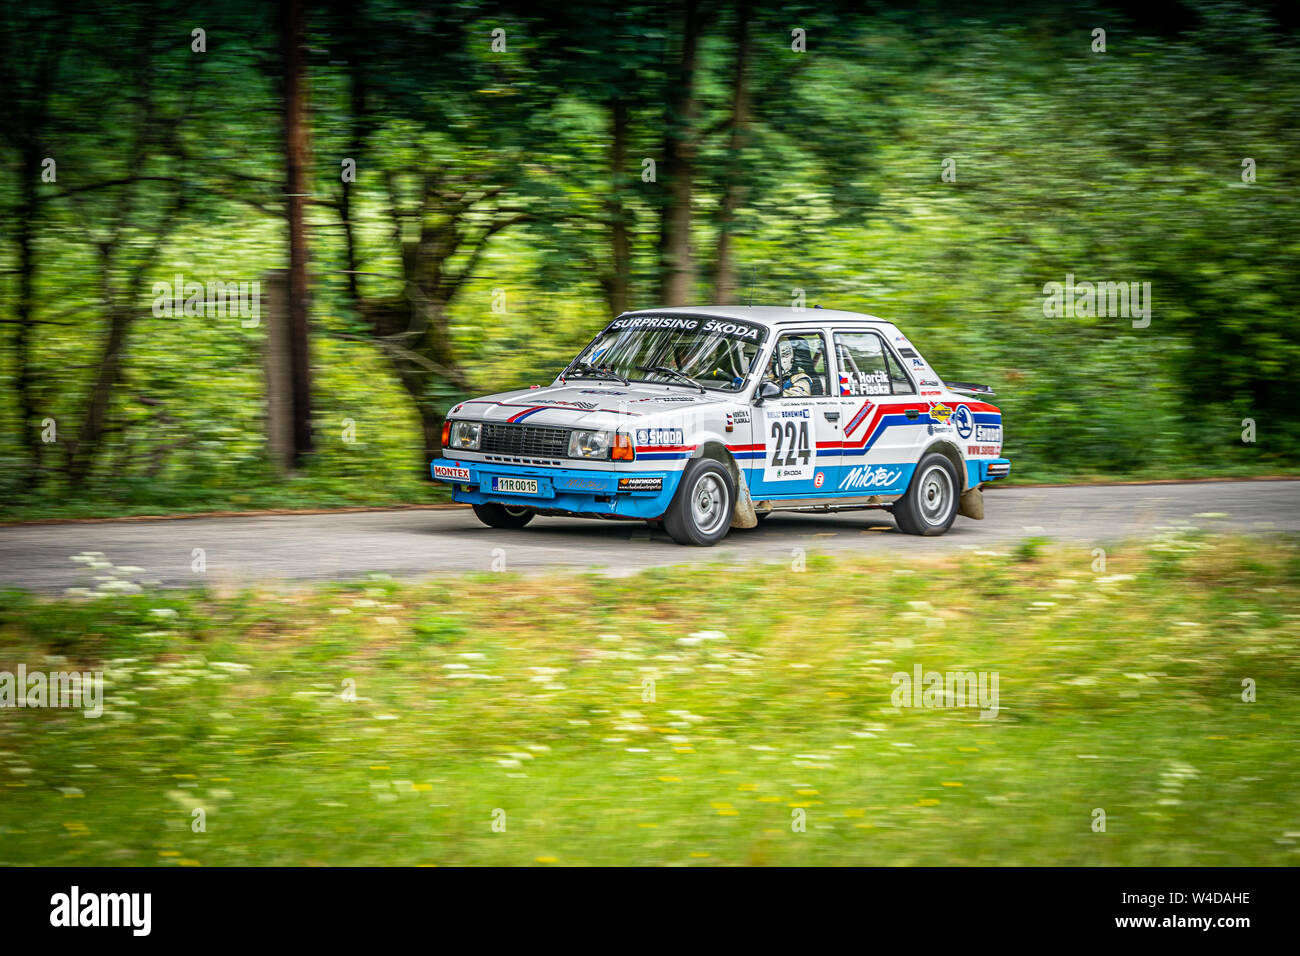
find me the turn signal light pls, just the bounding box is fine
[440,421,451,448]
[611,433,635,461]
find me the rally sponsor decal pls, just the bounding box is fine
[763,407,815,481]
[556,476,606,492]
[928,402,954,425]
[607,315,765,341]
[975,422,1003,443]
[844,400,875,438]
[433,464,471,481]
[635,427,685,446]
[967,445,1000,457]
[953,404,974,440]
[839,465,904,491]
[618,476,664,492]
[814,471,825,489]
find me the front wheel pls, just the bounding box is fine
[472,502,535,529]
[663,459,735,546]
[891,453,959,536]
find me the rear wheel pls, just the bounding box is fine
[663,459,735,546]
[892,453,959,536]
[472,502,535,529]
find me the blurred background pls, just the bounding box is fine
[2,0,1298,519]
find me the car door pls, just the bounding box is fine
[830,328,923,495]
[747,330,841,498]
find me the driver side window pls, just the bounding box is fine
[769,332,828,397]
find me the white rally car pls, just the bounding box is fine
[433,306,1010,545]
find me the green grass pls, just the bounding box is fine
[1,533,1298,865]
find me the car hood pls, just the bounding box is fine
[450,382,731,430]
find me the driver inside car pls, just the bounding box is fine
[769,338,813,397]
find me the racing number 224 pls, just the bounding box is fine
[770,420,812,468]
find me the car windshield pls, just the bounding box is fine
[569,315,768,391]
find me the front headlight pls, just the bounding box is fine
[449,421,481,450]
[568,429,613,459]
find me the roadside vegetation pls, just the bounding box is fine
[1,532,1296,865]
[2,3,1299,521]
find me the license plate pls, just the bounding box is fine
[493,477,538,495]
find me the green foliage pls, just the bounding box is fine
[1,2,1298,519]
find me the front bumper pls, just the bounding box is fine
[965,457,1012,489]
[432,458,681,520]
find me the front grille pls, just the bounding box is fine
[480,422,569,459]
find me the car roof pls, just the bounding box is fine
[618,306,894,329]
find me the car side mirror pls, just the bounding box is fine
[754,381,781,405]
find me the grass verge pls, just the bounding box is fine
[1,532,1297,865]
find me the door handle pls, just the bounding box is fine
[823,411,840,421]
[905,409,919,420]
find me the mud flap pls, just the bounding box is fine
[958,486,985,520]
[730,469,758,529]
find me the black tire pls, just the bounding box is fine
[891,453,960,536]
[663,458,736,546]
[472,502,535,529]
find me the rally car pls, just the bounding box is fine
[432,306,1010,545]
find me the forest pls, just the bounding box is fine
[2,0,1297,518]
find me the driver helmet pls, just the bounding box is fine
[775,338,796,377]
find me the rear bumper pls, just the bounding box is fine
[432,458,681,520]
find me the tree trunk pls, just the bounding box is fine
[281,0,314,463]
[67,303,131,487]
[14,147,42,489]
[713,0,752,305]
[606,97,631,316]
[658,0,701,306]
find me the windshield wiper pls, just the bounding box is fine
[638,365,706,393]
[568,362,630,385]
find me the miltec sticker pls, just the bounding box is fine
[635,427,685,446]
[763,407,815,482]
[953,404,974,440]
[839,465,903,491]
[433,464,471,481]
[556,475,606,492]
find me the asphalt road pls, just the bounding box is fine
[0,480,1295,592]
